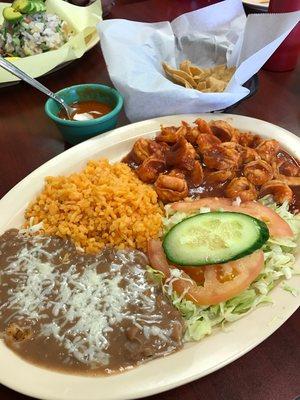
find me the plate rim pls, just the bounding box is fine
[0,113,299,400]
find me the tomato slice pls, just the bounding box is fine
[171,197,293,238]
[181,267,205,284]
[148,239,265,306]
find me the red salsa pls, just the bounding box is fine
[58,101,112,121]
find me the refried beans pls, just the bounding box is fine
[0,229,184,375]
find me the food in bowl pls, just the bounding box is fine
[58,100,113,121]
[0,118,299,374]
[162,61,236,92]
[0,0,73,57]
[45,84,124,145]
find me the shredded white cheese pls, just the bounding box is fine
[1,235,174,366]
[232,197,242,206]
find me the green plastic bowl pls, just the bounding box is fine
[45,84,124,145]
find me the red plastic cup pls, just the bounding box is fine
[263,0,300,72]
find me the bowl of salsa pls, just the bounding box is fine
[45,84,124,144]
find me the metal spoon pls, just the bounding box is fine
[0,56,75,119]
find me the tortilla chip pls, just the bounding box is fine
[212,65,235,81]
[170,72,193,88]
[190,65,205,76]
[179,60,192,75]
[162,62,197,88]
[206,77,227,92]
[162,60,235,93]
[196,81,207,91]
[193,70,212,82]
[175,74,193,88]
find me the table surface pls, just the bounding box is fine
[0,1,299,399]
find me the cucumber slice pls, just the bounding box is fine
[163,211,269,266]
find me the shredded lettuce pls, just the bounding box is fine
[282,284,299,297]
[153,196,300,342]
[147,266,164,285]
[171,289,273,342]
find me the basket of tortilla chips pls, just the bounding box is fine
[98,0,300,122]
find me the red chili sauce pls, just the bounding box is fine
[58,101,112,121]
[277,150,300,213]
[123,148,300,214]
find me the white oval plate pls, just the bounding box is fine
[243,0,269,11]
[0,114,299,400]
